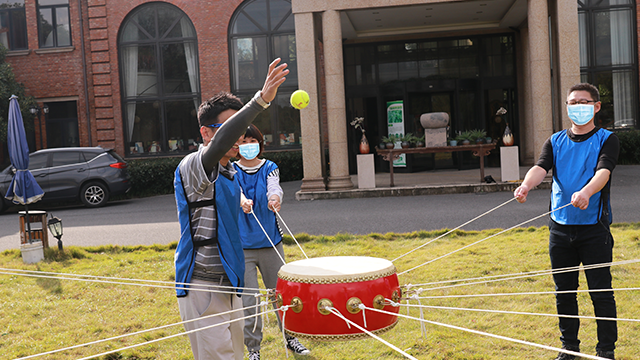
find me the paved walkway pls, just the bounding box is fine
[296,166,552,200]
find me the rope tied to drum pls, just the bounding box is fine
[361,305,611,360]
[397,202,573,276]
[249,205,286,265]
[324,306,419,360]
[275,210,309,259]
[392,197,517,263]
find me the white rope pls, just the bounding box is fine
[392,198,517,262]
[0,269,264,297]
[396,302,637,323]
[275,210,309,259]
[281,307,289,358]
[0,267,267,293]
[364,304,609,360]
[325,306,418,360]
[411,286,640,300]
[407,259,640,289]
[398,203,573,276]
[250,206,287,265]
[17,302,273,360]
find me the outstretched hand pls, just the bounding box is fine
[260,58,289,104]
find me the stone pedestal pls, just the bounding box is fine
[21,241,44,264]
[356,154,375,189]
[500,146,520,182]
[425,128,447,147]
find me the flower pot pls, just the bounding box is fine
[385,143,395,149]
[416,141,425,147]
[461,139,470,146]
[378,142,386,150]
[359,133,370,154]
[485,137,492,144]
[401,141,410,149]
[475,138,485,144]
[449,140,457,146]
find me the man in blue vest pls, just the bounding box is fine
[514,83,619,360]
[174,59,288,360]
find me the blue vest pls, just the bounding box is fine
[174,165,245,297]
[234,160,283,249]
[550,128,612,225]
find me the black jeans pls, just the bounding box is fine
[549,219,617,352]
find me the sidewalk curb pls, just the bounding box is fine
[295,180,552,201]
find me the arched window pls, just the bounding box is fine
[579,0,638,129]
[119,3,200,156]
[229,0,300,149]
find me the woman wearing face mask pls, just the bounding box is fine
[234,124,310,360]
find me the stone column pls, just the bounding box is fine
[527,0,554,159]
[295,12,326,192]
[322,9,353,191]
[554,0,581,129]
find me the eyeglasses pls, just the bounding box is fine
[565,100,597,105]
[205,123,223,128]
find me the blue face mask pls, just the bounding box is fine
[239,143,260,160]
[567,104,595,126]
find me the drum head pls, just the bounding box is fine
[278,256,396,284]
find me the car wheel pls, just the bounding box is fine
[80,182,109,208]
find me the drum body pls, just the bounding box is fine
[276,256,400,341]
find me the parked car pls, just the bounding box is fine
[0,147,131,213]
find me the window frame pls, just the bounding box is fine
[578,0,639,129]
[0,2,28,50]
[37,0,72,48]
[118,3,201,157]
[228,0,300,151]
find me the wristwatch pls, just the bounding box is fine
[254,91,270,109]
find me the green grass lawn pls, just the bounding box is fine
[1,225,639,359]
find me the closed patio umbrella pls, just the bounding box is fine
[4,95,44,243]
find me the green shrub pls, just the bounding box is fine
[126,157,183,197]
[262,150,303,182]
[617,129,640,165]
[124,150,302,198]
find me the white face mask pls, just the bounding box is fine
[567,104,595,126]
[238,143,260,160]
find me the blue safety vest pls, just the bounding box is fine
[234,160,283,249]
[174,165,245,297]
[550,128,613,225]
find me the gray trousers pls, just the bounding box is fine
[242,243,285,352]
[178,279,244,360]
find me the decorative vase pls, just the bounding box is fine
[502,124,514,146]
[359,133,370,154]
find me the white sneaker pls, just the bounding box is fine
[286,337,310,355]
[248,350,260,360]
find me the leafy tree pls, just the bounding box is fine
[0,44,37,144]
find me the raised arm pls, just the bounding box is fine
[202,59,288,173]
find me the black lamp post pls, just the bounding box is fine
[47,214,64,251]
[29,104,49,149]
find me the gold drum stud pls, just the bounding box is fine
[317,298,333,315]
[291,297,303,313]
[373,295,385,310]
[392,289,401,303]
[346,297,363,314]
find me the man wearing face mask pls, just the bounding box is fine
[514,83,619,360]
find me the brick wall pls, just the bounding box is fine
[6,0,243,157]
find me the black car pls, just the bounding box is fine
[0,147,131,213]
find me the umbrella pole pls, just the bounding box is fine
[25,203,32,243]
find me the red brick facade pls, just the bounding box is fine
[5,0,244,158]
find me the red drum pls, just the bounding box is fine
[276,256,401,341]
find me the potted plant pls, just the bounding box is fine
[448,136,457,146]
[415,134,425,147]
[470,129,487,144]
[401,133,413,149]
[350,116,369,154]
[456,131,472,145]
[381,135,396,149]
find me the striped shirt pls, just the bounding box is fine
[179,147,236,285]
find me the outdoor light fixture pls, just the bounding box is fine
[29,104,49,149]
[47,215,64,251]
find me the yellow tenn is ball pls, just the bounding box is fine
[290,90,310,110]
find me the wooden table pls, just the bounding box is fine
[375,143,496,187]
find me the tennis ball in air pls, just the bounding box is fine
[290,90,310,110]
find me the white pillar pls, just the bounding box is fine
[294,12,326,192]
[323,9,353,191]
